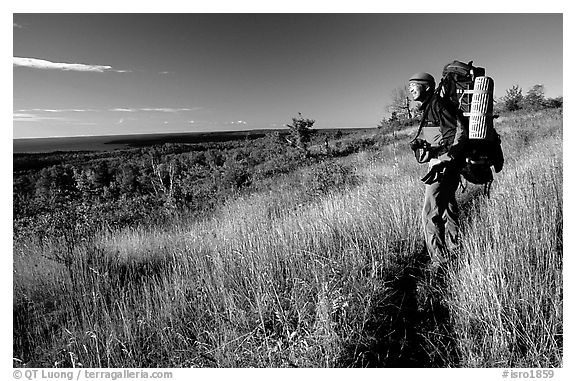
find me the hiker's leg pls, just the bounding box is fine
[422,181,447,263]
[442,169,461,253]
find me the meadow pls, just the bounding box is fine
[13,109,562,367]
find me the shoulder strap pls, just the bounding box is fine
[410,102,431,143]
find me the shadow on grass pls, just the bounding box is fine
[340,186,489,368]
[340,247,457,367]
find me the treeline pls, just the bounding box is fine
[13,129,379,244]
[379,83,563,134]
[498,84,562,112]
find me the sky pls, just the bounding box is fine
[13,13,563,138]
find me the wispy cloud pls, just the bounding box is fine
[18,108,95,113]
[13,113,37,121]
[13,113,69,123]
[17,107,201,114]
[13,57,129,73]
[111,107,202,113]
[140,107,199,113]
[110,108,137,113]
[13,22,23,29]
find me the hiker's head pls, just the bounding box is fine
[408,72,435,102]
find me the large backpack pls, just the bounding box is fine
[411,60,504,193]
[440,60,485,113]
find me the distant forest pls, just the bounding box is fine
[13,128,378,244]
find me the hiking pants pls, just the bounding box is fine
[422,163,460,263]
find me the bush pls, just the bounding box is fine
[522,85,546,111]
[222,162,252,190]
[502,85,523,111]
[302,161,359,196]
[287,113,315,152]
[543,96,563,109]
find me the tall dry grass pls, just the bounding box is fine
[448,124,562,367]
[13,109,562,368]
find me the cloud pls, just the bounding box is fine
[16,107,201,115]
[14,109,96,123]
[13,57,129,73]
[18,108,95,113]
[13,113,37,120]
[226,120,248,125]
[140,108,197,113]
[13,113,68,122]
[111,107,201,113]
[110,108,137,112]
[13,22,23,28]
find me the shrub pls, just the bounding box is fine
[502,84,524,111]
[286,113,315,152]
[302,161,359,196]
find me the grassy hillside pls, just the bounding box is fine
[13,109,562,367]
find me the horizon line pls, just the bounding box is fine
[13,125,377,140]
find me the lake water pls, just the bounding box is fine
[12,131,270,153]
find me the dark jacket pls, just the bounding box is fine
[419,92,469,163]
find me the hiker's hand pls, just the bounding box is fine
[429,158,442,167]
[423,158,449,184]
[421,164,445,185]
[429,154,452,168]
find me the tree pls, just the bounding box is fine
[386,86,413,120]
[116,163,139,194]
[92,160,112,189]
[386,111,402,131]
[378,85,421,132]
[502,84,523,111]
[35,165,77,203]
[523,84,546,111]
[543,96,563,109]
[286,112,315,153]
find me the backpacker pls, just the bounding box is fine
[411,60,504,193]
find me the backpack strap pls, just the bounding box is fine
[484,180,493,198]
[459,176,467,193]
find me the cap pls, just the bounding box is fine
[409,72,435,85]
